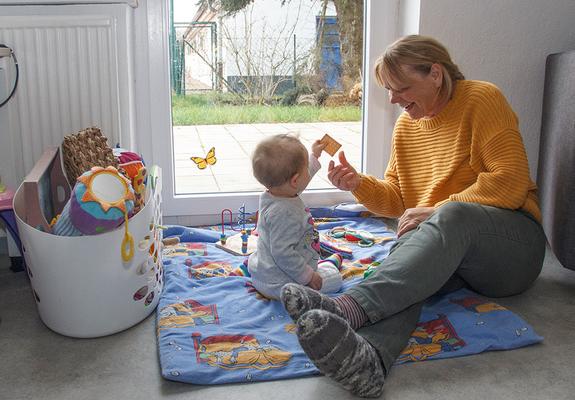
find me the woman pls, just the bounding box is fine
[280,35,546,398]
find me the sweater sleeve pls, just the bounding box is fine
[351,143,405,217]
[435,86,532,210]
[309,153,321,178]
[265,209,315,285]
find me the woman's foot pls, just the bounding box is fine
[297,309,386,398]
[281,283,369,329]
[280,283,344,322]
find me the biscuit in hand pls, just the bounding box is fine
[320,134,342,157]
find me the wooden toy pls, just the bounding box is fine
[215,205,258,256]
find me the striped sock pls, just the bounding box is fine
[281,284,344,323]
[333,294,368,330]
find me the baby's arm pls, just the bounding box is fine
[309,153,321,178]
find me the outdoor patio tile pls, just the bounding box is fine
[174,137,204,146]
[237,143,259,154]
[228,132,265,140]
[212,148,250,160]
[174,121,362,195]
[173,125,199,132]
[175,166,215,177]
[224,124,263,132]
[214,175,263,192]
[215,158,253,170]
[173,140,202,148]
[176,175,219,193]
[254,127,292,134]
[173,132,201,140]
[197,130,238,138]
[193,124,229,130]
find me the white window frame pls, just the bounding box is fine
[137,0,405,223]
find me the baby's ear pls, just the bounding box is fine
[289,172,300,188]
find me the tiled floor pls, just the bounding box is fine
[173,121,362,194]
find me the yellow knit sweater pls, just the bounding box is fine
[353,80,541,222]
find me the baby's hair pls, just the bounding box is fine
[252,133,308,188]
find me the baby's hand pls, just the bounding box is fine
[307,271,323,290]
[311,140,327,159]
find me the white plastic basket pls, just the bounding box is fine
[13,151,164,338]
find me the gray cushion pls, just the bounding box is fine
[537,50,575,270]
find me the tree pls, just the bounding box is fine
[199,0,363,90]
[219,5,315,103]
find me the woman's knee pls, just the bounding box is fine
[428,202,483,230]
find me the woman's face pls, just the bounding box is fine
[384,64,444,120]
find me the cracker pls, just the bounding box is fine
[320,134,342,157]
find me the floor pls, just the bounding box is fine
[1,241,575,400]
[173,121,362,194]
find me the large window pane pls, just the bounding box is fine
[170,0,363,195]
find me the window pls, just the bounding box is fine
[141,0,402,223]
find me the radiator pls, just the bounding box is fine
[0,4,134,189]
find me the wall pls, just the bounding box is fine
[418,0,575,179]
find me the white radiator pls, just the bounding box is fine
[0,4,135,189]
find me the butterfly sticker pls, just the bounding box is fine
[190,147,217,169]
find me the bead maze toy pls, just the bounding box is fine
[215,204,258,256]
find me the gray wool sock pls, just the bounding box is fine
[280,283,344,322]
[297,309,386,398]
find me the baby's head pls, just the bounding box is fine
[252,134,309,191]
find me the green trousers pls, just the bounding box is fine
[346,202,547,372]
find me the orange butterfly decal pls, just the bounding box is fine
[191,147,217,169]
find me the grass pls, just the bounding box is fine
[171,93,361,125]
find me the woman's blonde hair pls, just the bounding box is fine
[374,35,465,100]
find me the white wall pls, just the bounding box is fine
[418,0,575,179]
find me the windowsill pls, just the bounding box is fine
[0,0,138,7]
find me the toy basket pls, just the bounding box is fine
[13,147,164,338]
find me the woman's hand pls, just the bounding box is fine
[397,207,435,237]
[307,271,323,290]
[328,151,361,191]
[311,140,327,159]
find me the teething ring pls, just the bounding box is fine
[121,211,135,262]
[122,232,135,262]
[122,233,134,262]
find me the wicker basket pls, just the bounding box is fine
[61,127,118,185]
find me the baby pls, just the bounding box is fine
[248,133,343,300]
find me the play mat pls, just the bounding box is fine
[157,210,542,385]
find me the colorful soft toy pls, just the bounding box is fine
[53,166,137,261]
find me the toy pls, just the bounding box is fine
[215,204,258,256]
[52,166,136,262]
[327,226,375,247]
[363,260,382,278]
[319,236,354,259]
[61,127,119,186]
[131,166,147,213]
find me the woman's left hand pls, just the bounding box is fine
[397,207,435,237]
